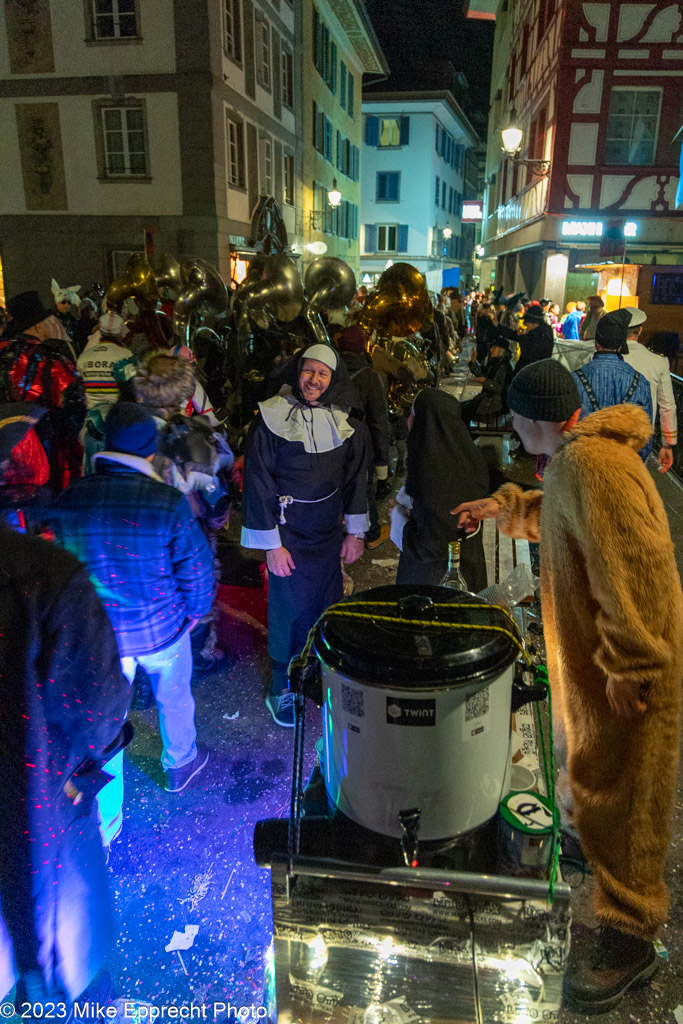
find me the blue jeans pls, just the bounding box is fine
[97,630,197,843]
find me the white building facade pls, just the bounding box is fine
[0,0,300,296]
[360,91,480,291]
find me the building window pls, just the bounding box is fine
[313,7,336,93]
[284,152,294,205]
[376,171,400,202]
[92,0,138,39]
[101,105,147,176]
[605,88,661,165]
[377,224,398,252]
[313,103,332,161]
[348,73,355,117]
[281,49,294,108]
[226,115,245,188]
[435,175,440,205]
[340,61,347,110]
[442,180,447,208]
[256,14,271,89]
[223,0,242,61]
[260,136,272,194]
[379,118,401,147]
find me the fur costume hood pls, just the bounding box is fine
[133,354,196,420]
[564,403,652,452]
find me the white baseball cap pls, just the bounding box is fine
[624,306,647,327]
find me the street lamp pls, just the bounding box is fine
[443,226,453,240]
[327,179,342,207]
[500,116,551,177]
[310,179,343,228]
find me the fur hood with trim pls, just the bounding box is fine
[133,353,196,420]
[562,402,653,453]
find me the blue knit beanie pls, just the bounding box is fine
[105,402,158,457]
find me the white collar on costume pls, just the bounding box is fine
[258,386,354,454]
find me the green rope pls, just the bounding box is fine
[533,664,561,904]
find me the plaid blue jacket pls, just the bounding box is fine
[46,454,214,657]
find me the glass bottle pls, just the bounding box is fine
[440,540,469,591]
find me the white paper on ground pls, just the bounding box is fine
[165,924,199,952]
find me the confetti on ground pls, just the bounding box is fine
[223,711,240,720]
[240,910,252,924]
[371,558,399,567]
[178,865,215,912]
[673,1005,683,1024]
[654,937,669,959]
[165,924,199,952]
[221,868,237,899]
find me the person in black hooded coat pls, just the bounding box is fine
[241,344,369,726]
[396,389,489,591]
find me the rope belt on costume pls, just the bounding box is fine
[278,488,339,525]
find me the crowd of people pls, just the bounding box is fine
[0,269,681,1016]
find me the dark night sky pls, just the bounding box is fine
[363,0,495,133]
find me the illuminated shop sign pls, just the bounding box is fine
[560,220,637,238]
[462,201,483,222]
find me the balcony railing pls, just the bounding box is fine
[483,175,549,243]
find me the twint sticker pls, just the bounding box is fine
[386,697,436,727]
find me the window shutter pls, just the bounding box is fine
[340,63,347,109]
[365,115,379,146]
[397,225,408,252]
[337,130,342,170]
[313,102,320,150]
[435,123,440,152]
[348,74,354,117]
[331,42,337,93]
[352,146,359,181]
[400,116,410,145]
[376,172,384,201]
[364,224,377,253]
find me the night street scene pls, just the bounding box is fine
[2,1,683,1022]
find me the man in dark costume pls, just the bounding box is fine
[515,305,555,374]
[395,388,489,591]
[241,344,369,727]
[0,412,131,1005]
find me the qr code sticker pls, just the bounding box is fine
[465,687,490,722]
[341,684,365,718]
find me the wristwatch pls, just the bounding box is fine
[352,533,366,540]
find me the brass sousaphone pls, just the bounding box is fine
[104,253,158,315]
[359,263,433,413]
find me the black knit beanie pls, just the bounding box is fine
[507,359,581,422]
[595,308,631,352]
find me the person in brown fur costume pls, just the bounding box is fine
[453,358,683,1015]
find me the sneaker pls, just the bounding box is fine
[563,925,658,1014]
[265,691,297,728]
[164,747,209,793]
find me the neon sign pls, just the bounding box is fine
[561,220,637,238]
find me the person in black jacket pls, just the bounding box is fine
[0,409,130,1003]
[515,306,555,374]
[461,336,515,425]
[336,325,391,547]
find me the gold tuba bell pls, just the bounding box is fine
[104,253,158,315]
[359,263,433,414]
